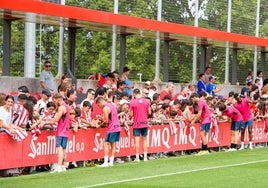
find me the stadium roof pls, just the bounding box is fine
[1,0,268,52]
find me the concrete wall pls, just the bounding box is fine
[0,76,242,96]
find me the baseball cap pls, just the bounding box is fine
[209,76,216,80]
[145,81,151,85]
[42,88,51,97]
[119,99,129,105]
[18,86,29,93]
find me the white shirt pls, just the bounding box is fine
[0,106,12,125]
[35,100,47,117]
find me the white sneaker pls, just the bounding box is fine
[151,154,159,159]
[148,156,155,160]
[239,147,244,150]
[126,157,132,162]
[72,161,78,168]
[108,162,114,167]
[61,166,66,172]
[144,158,148,162]
[50,166,63,173]
[159,153,168,158]
[98,163,109,167]
[226,148,237,152]
[115,158,124,164]
[249,146,253,150]
[64,162,69,169]
[133,158,140,163]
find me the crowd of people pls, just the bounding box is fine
[1,62,268,175]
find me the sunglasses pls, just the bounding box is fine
[45,65,51,68]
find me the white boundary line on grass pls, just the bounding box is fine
[76,159,268,188]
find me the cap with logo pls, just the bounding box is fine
[18,86,29,93]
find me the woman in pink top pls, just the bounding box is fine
[96,97,121,167]
[218,103,243,151]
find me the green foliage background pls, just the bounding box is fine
[0,0,268,83]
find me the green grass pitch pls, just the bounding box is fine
[1,148,268,188]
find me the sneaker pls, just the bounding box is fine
[159,153,168,158]
[50,166,62,173]
[126,157,132,162]
[226,148,237,152]
[196,150,209,156]
[64,162,69,169]
[152,154,159,159]
[144,158,148,162]
[98,163,109,168]
[123,157,132,162]
[61,166,66,172]
[108,162,114,167]
[238,147,244,151]
[148,156,155,160]
[249,146,254,150]
[115,158,124,164]
[133,158,140,163]
[72,161,78,168]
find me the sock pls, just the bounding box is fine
[249,142,253,147]
[202,144,208,150]
[144,152,147,159]
[109,156,114,164]
[104,156,109,164]
[136,153,139,160]
[240,142,244,148]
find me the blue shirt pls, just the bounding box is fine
[206,82,216,96]
[197,80,206,96]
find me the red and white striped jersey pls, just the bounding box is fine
[81,109,91,122]
[11,103,29,127]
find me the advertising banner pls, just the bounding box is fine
[0,121,267,169]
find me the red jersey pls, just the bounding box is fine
[159,90,173,101]
[91,97,104,119]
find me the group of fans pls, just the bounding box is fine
[1,67,268,175]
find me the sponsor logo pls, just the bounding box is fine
[28,135,85,159]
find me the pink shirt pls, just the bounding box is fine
[234,98,252,122]
[105,103,121,133]
[224,106,243,122]
[198,99,211,124]
[130,98,150,128]
[56,102,70,137]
